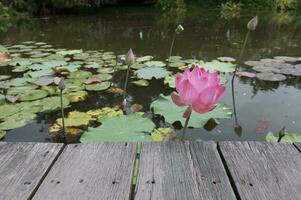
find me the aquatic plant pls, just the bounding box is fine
[171,67,225,140]
[58,77,66,142]
[123,48,135,107]
[168,24,184,64]
[231,15,258,135]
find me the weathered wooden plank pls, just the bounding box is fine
[33,142,137,200]
[219,141,301,200]
[134,141,236,200]
[294,143,301,152]
[0,142,64,200]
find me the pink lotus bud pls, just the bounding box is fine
[171,67,225,115]
[125,48,135,65]
[247,16,258,31]
[58,77,65,90]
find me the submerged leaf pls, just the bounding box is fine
[265,132,301,143]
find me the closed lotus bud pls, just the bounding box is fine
[58,77,65,90]
[247,16,258,31]
[125,48,135,65]
[175,24,184,34]
[122,98,127,107]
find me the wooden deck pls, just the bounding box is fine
[0,141,300,200]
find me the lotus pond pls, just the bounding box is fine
[1,8,301,143]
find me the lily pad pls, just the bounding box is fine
[257,72,286,82]
[145,61,166,67]
[136,67,171,80]
[131,79,149,87]
[39,96,70,113]
[217,57,236,62]
[69,70,92,79]
[96,73,113,81]
[20,89,48,101]
[0,104,21,120]
[67,91,88,103]
[85,81,111,91]
[198,60,236,73]
[164,75,175,88]
[0,75,11,81]
[80,113,154,142]
[0,112,36,130]
[151,128,175,141]
[236,71,256,78]
[151,94,232,128]
[265,132,301,143]
[244,61,264,67]
[274,56,298,63]
[56,111,93,127]
[36,76,54,86]
[87,107,123,120]
[136,56,153,63]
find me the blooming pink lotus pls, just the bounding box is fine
[171,66,225,117]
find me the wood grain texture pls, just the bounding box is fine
[134,141,236,200]
[294,143,301,152]
[219,141,301,200]
[33,142,136,200]
[0,142,64,200]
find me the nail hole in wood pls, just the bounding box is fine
[43,151,50,157]
[151,180,155,184]
[74,144,78,148]
[212,181,216,184]
[124,142,128,147]
[56,181,60,184]
[79,179,84,183]
[112,180,119,185]
[24,182,31,185]
[50,180,55,183]
[249,183,253,186]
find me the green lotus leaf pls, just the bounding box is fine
[56,111,93,127]
[39,96,70,113]
[197,60,236,73]
[0,112,36,130]
[20,89,48,102]
[265,132,301,143]
[97,67,114,74]
[86,107,123,120]
[131,79,149,87]
[0,130,6,140]
[7,84,38,96]
[164,75,175,88]
[136,56,153,63]
[169,61,186,68]
[136,67,171,80]
[69,70,92,79]
[56,49,83,56]
[12,66,28,72]
[145,61,166,67]
[168,56,183,62]
[151,94,232,128]
[67,90,88,103]
[96,73,113,81]
[80,113,154,142]
[151,128,175,141]
[0,75,11,81]
[130,63,147,69]
[0,104,20,121]
[85,81,111,91]
[0,94,5,104]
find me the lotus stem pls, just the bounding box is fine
[123,64,130,97]
[181,114,191,141]
[231,30,250,125]
[60,90,66,142]
[168,33,176,63]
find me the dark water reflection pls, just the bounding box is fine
[1,7,301,142]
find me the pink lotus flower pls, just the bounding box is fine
[171,67,225,117]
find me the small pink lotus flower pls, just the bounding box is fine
[171,67,225,117]
[247,16,258,31]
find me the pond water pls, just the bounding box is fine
[1,7,301,142]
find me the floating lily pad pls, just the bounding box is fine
[87,107,123,120]
[217,57,236,62]
[85,81,111,91]
[265,132,301,143]
[252,65,280,73]
[130,63,147,69]
[20,89,48,101]
[0,130,5,139]
[39,96,70,113]
[69,70,92,79]
[151,128,175,141]
[0,75,11,81]
[164,75,175,88]
[131,79,149,87]
[96,73,113,81]
[67,91,88,103]
[274,56,298,63]
[36,76,54,86]
[169,61,186,68]
[168,56,182,62]
[198,60,236,73]
[257,72,286,82]
[0,104,20,120]
[80,113,154,142]
[136,56,153,63]
[151,94,232,128]
[244,61,264,67]
[0,112,36,130]
[236,71,256,78]
[97,67,114,74]
[56,111,93,127]
[145,61,166,67]
[57,49,83,56]
[136,67,171,80]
